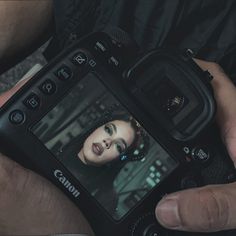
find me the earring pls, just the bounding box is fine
[120,155,128,161]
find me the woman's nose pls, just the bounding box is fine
[103,138,112,149]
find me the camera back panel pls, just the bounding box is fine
[0,30,235,236]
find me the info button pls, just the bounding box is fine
[9,110,25,125]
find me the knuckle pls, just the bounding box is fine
[198,187,230,231]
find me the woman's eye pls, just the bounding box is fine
[104,124,113,135]
[116,144,122,154]
[116,143,124,154]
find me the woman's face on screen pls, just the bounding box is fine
[78,120,135,166]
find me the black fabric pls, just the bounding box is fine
[58,136,121,214]
[44,0,236,79]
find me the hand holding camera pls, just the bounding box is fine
[0,30,235,236]
[156,59,236,233]
[0,78,94,235]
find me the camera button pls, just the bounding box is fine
[226,170,236,183]
[204,70,214,82]
[39,79,56,95]
[71,52,88,66]
[23,93,40,110]
[94,40,109,54]
[55,65,72,81]
[108,56,120,68]
[142,223,168,236]
[9,110,25,125]
[180,175,200,189]
[131,213,169,236]
[191,146,211,163]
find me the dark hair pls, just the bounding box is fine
[56,104,150,212]
[119,116,150,162]
[86,103,150,163]
[58,103,150,165]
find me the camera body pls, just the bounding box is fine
[0,29,235,236]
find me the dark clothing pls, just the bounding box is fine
[44,0,236,80]
[57,138,121,214]
[58,149,107,194]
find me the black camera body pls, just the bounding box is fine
[0,29,235,236]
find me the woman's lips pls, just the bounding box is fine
[92,143,104,156]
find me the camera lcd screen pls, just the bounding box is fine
[31,72,178,220]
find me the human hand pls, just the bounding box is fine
[194,60,236,166]
[155,60,236,232]
[0,79,94,235]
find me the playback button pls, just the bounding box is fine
[23,93,40,110]
[9,110,25,125]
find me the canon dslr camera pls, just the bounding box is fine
[0,28,235,236]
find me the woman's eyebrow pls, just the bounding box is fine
[120,138,128,150]
[111,123,117,133]
[111,123,128,149]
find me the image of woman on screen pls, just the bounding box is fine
[56,104,149,216]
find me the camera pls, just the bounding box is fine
[0,28,235,236]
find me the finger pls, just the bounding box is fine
[156,183,236,232]
[0,153,94,235]
[194,59,236,166]
[194,59,236,126]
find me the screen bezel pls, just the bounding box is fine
[29,71,180,222]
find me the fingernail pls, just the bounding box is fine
[156,198,181,228]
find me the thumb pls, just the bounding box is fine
[156,183,236,232]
